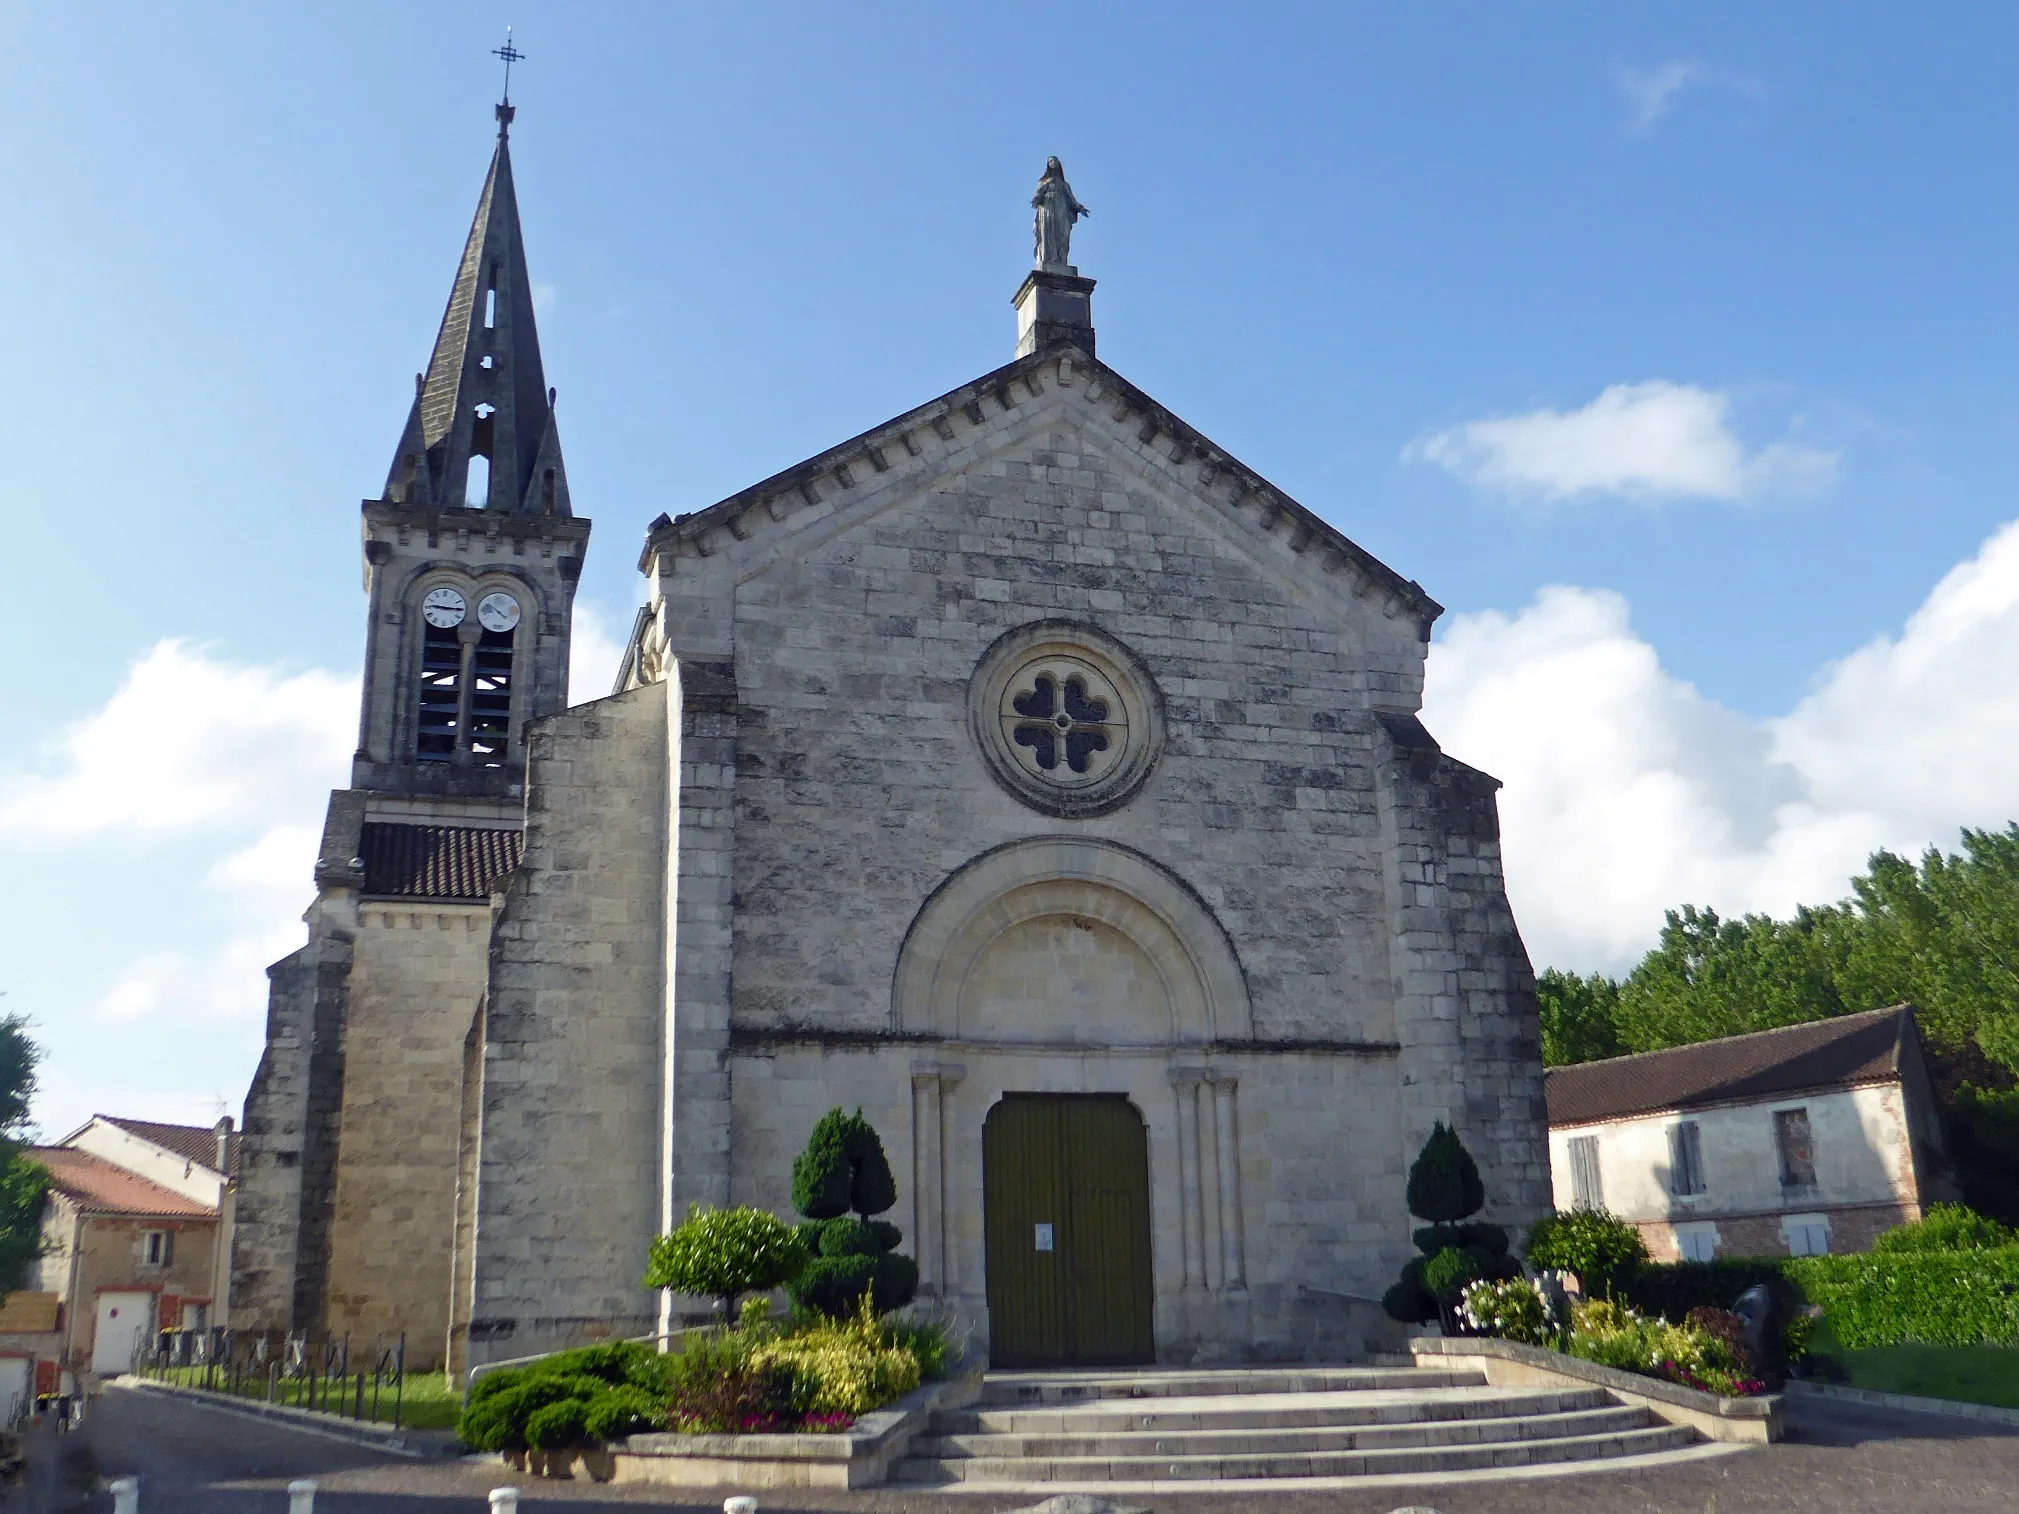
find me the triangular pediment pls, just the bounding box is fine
[640,348,1442,634]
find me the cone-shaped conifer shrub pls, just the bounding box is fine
[787,1108,919,1318]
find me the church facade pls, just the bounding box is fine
[233,110,1551,1373]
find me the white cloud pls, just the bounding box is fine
[1410,381,1837,504]
[1613,59,1762,130]
[568,601,630,704]
[0,641,355,838]
[95,823,322,1024]
[1425,519,2019,973]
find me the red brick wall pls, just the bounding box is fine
[1634,1200,1920,1260]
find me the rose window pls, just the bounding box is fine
[1001,658,1128,785]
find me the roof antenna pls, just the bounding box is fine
[493,26,525,133]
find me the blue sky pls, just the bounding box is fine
[6,4,2019,1133]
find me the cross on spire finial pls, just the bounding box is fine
[493,27,524,133]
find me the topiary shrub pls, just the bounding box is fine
[787,1109,918,1319]
[1523,1208,1649,1300]
[1407,1120,1487,1224]
[456,1343,676,1452]
[1871,1202,2016,1254]
[1382,1122,1512,1330]
[644,1203,810,1315]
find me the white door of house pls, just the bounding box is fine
[92,1292,153,1376]
[0,1359,26,1426]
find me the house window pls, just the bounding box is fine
[1774,1108,1817,1190]
[1784,1214,1831,1256]
[143,1230,174,1267]
[1669,1120,1707,1197]
[1676,1224,1720,1263]
[1567,1135,1604,1209]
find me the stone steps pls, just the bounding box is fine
[978,1366,1481,1403]
[936,1384,1608,1435]
[900,1426,1698,1484]
[913,1403,1654,1459]
[892,1366,1709,1490]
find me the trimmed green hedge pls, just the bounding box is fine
[1631,1245,2019,1352]
[1783,1245,2019,1349]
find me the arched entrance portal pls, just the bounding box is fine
[983,1094,1154,1368]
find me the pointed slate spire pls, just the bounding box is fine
[381,105,571,516]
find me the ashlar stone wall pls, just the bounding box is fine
[464,682,669,1363]
[321,902,493,1367]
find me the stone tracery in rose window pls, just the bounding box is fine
[999,656,1129,786]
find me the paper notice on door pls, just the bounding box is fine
[1034,1222,1055,1252]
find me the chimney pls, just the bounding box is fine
[215,1115,233,1175]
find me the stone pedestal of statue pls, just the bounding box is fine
[1014,267,1097,358]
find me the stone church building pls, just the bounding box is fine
[233,104,1550,1374]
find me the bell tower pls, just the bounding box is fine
[233,86,596,1351]
[352,96,591,801]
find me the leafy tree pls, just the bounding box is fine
[1523,1209,1649,1299]
[787,1109,918,1318]
[1536,969,1626,1067]
[0,1015,47,1300]
[644,1204,809,1316]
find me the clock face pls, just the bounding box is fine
[422,587,467,628]
[478,592,523,634]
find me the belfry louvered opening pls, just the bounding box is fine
[417,619,463,761]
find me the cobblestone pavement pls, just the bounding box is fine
[31,1382,2019,1514]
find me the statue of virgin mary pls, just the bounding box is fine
[1032,157,1089,270]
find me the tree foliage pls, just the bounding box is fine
[1539,826,2019,1071]
[644,1204,809,1313]
[1523,1209,1649,1299]
[0,1015,46,1301]
[1535,969,1626,1067]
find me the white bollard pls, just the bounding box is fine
[489,1489,520,1514]
[724,1498,758,1514]
[289,1478,317,1514]
[109,1478,139,1514]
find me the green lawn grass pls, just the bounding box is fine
[143,1363,464,1431]
[1810,1320,2019,1410]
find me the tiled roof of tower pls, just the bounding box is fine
[359,822,523,900]
[102,1116,241,1177]
[1545,1005,1915,1128]
[32,1147,216,1217]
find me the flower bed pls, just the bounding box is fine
[458,1302,957,1454]
[1458,1279,1769,1397]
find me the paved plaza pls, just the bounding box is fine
[17,1381,2019,1514]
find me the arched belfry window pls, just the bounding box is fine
[416,584,468,762]
[469,590,522,764]
[413,583,523,767]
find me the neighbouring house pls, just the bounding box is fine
[0,1290,63,1422]
[1543,1005,1950,1261]
[30,1115,239,1387]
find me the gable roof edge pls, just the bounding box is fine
[637,349,1442,625]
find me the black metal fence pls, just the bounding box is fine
[132,1328,407,1428]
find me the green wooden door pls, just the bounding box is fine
[983,1094,1154,1368]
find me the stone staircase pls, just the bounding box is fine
[894,1365,1715,1490]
